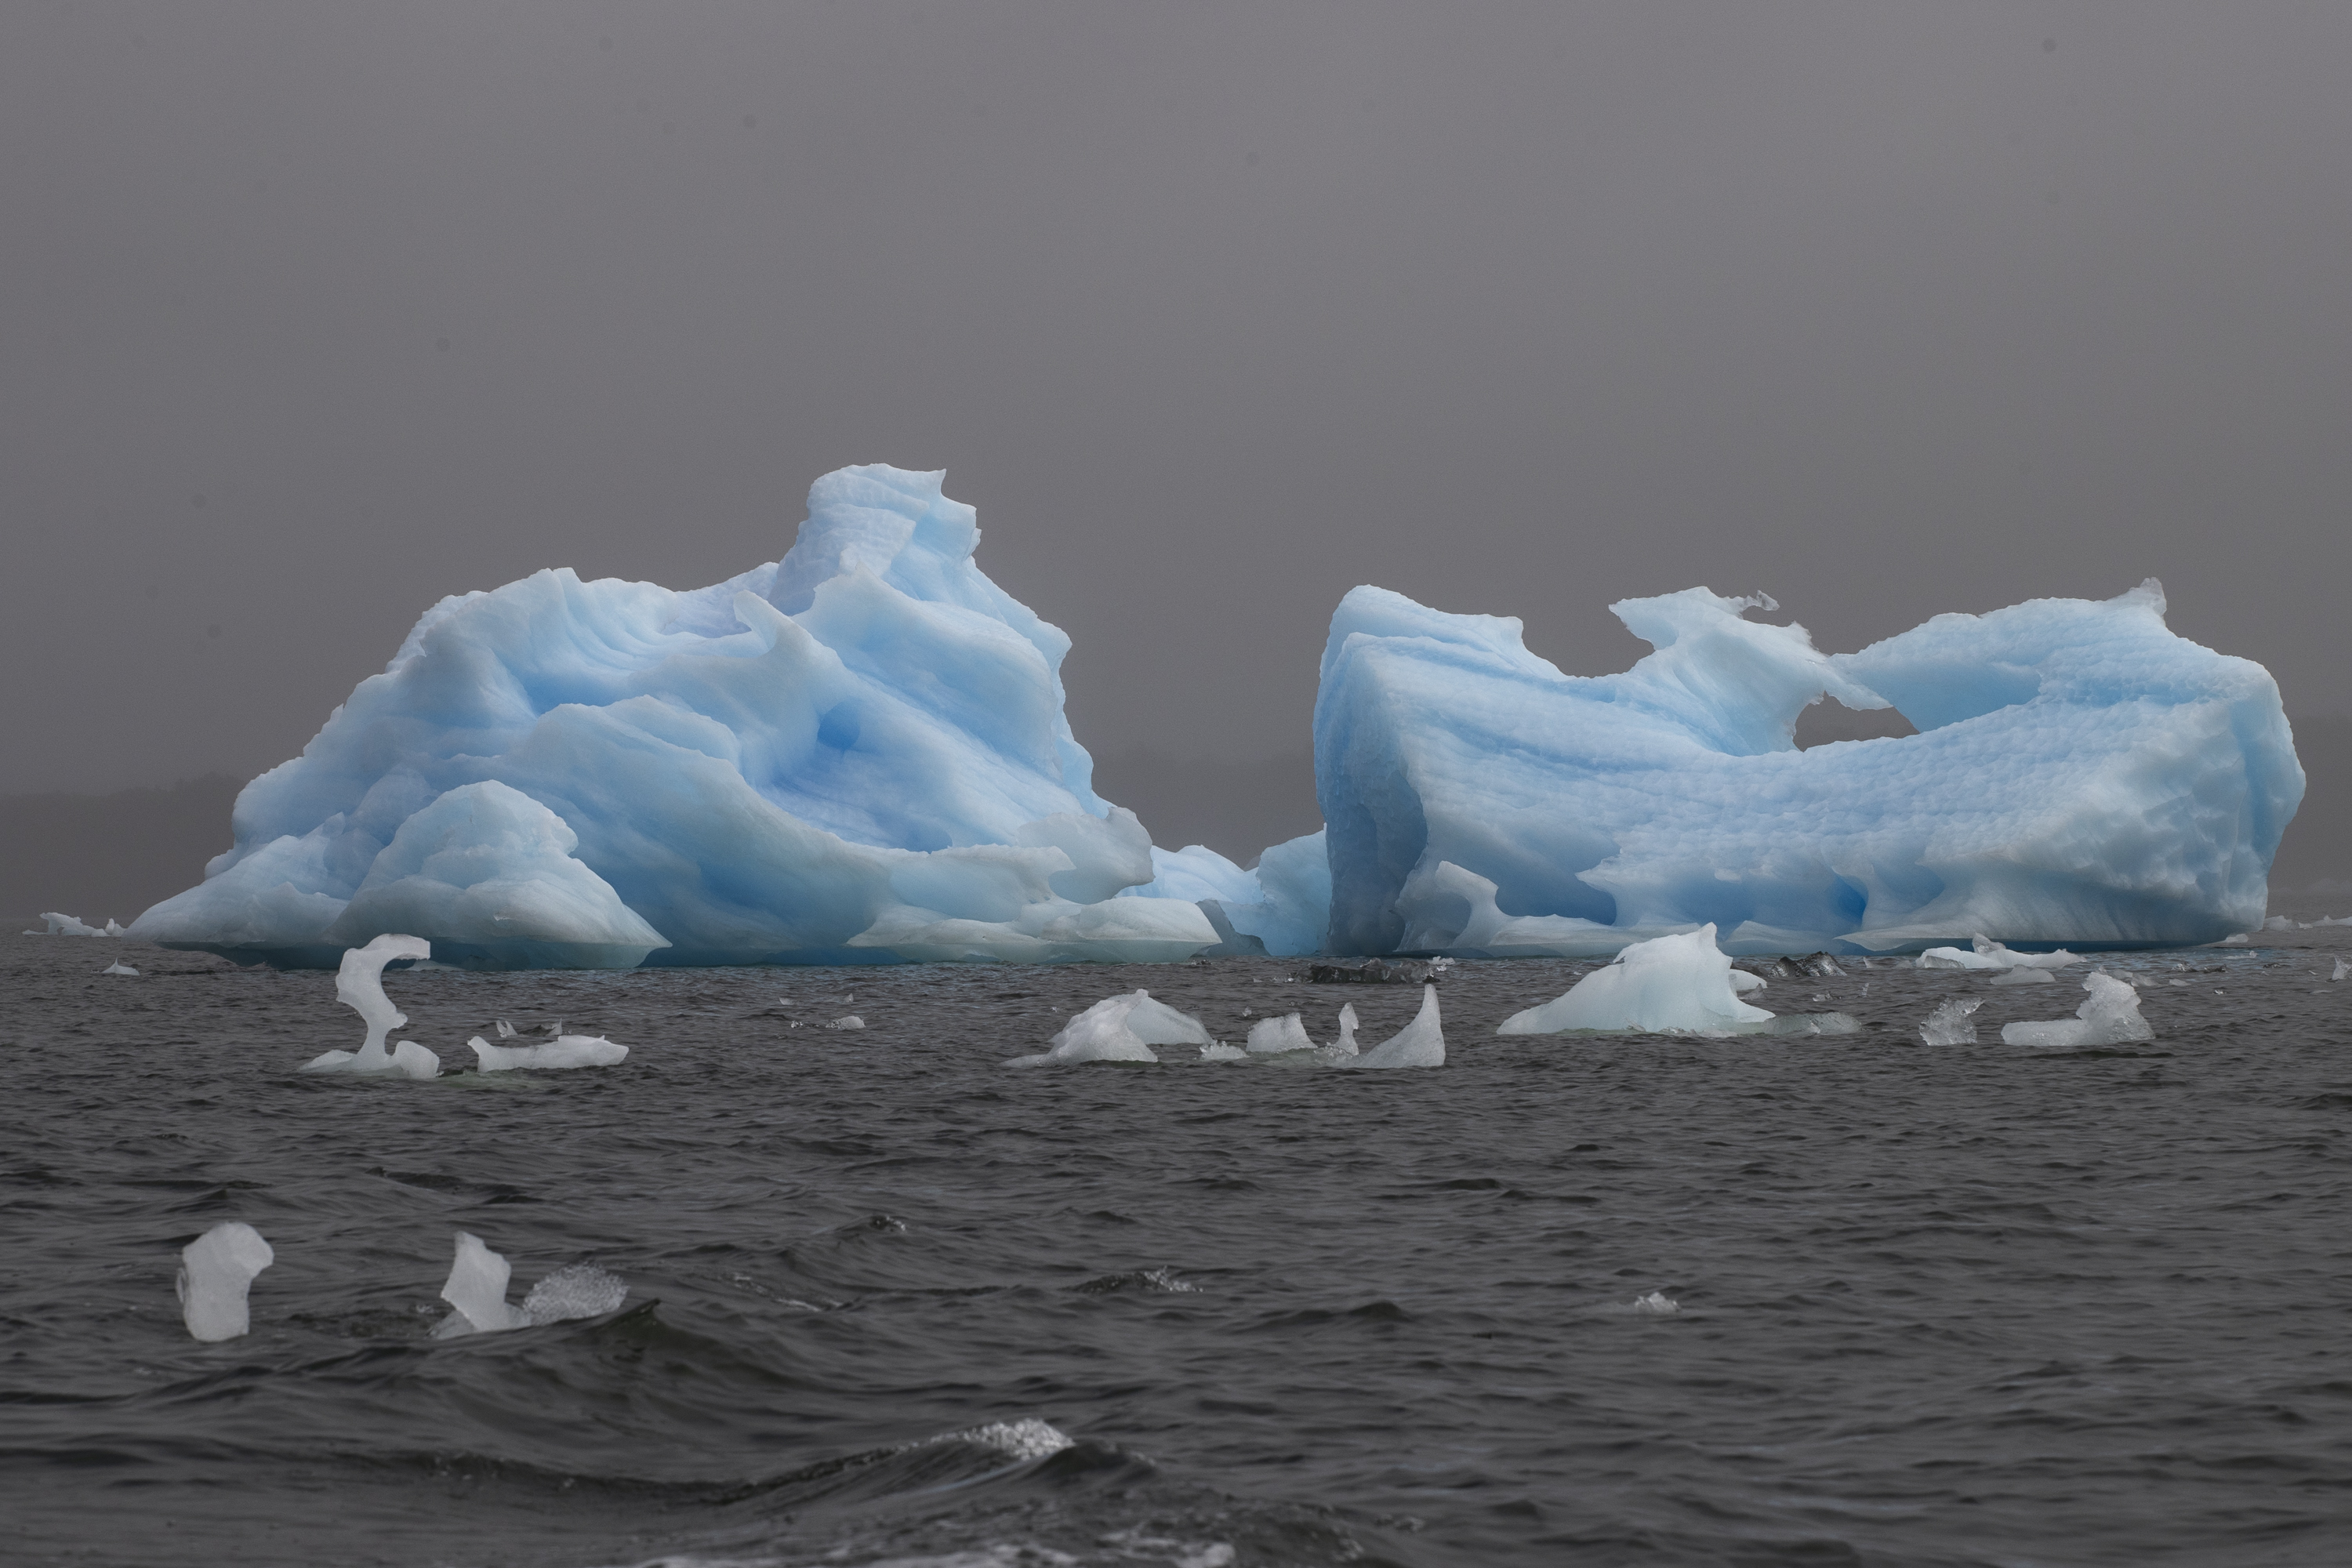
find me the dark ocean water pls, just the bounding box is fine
[5,928,2352,1568]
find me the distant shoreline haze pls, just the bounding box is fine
[9,713,2350,929]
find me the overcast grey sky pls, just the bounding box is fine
[5,2,2347,797]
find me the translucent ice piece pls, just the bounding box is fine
[1497,926,1774,1035]
[1245,1014,1316,1054]
[1918,998,1984,1045]
[466,1033,628,1071]
[2000,971,2154,1048]
[1341,984,1445,1069]
[434,1231,529,1337]
[178,1221,274,1342]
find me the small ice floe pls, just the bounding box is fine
[2332,959,2350,982]
[466,1032,628,1071]
[1988,966,2055,986]
[1498,926,1773,1035]
[1339,984,1444,1069]
[300,934,440,1078]
[1918,998,1984,1045]
[433,1231,626,1338]
[826,1015,866,1031]
[1006,990,1211,1066]
[2001,971,2154,1047]
[32,912,115,938]
[1919,935,2082,971]
[102,960,140,977]
[1631,1290,1679,1315]
[178,1221,274,1342]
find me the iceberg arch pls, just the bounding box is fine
[1315,578,2301,956]
[129,467,1217,968]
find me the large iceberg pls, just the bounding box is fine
[130,467,1218,967]
[1315,579,2301,956]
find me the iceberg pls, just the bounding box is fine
[2000,971,2155,1047]
[299,934,441,1077]
[1497,926,1777,1035]
[1315,579,2301,957]
[32,913,117,938]
[1120,831,1332,957]
[177,1221,274,1342]
[129,466,1216,969]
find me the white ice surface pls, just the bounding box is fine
[300,935,441,1076]
[1497,926,1777,1036]
[103,960,139,976]
[1007,989,1207,1065]
[467,1033,629,1070]
[1340,984,1445,1069]
[1999,971,2155,1047]
[1246,1014,1316,1054]
[435,1231,530,1336]
[177,1221,274,1342]
[35,913,114,937]
[1314,579,2300,958]
[129,466,1219,968]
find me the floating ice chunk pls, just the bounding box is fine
[1007,989,1203,1065]
[520,1262,628,1324]
[2263,915,2296,931]
[301,935,441,1076]
[826,1015,866,1031]
[434,1231,531,1337]
[103,960,140,976]
[1497,926,1774,1035]
[1340,984,1444,1069]
[1988,966,2055,985]
[2000,971,2155,1047]
[466,1033,629,1070]
[1917,946,2006,971]
[1332,1002,1359,1055]
[1918,998,1984,1045]
[1246,1014,1316,1054]
[37,912,111,937]
[2334,959,2350,982]
[1197,1042,1248,1062]
[494,1019,517,1038]
[177,1221,274,1342]
[1631,1291,1680,1315]
[1971,935,2082,969]
[1316,579,2299,958]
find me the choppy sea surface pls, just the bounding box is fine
[5,926,2352,1568]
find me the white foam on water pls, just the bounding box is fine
[1632,1291,1681,1315]
[827,1015,866,1031]
[942,1418,1075,1461]
[177,1221,274,1342]
[521,1262,629,1323]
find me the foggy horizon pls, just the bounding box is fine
[7,3,2350,800]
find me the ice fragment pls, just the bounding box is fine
[177,1221,274,1342]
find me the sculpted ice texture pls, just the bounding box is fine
[1316,579,2301,956]
[130,466,1214,967]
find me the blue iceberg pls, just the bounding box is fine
[1315,579,2300,956]
[132,466,1217,967]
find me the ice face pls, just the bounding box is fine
[466,1033,629,1071]
[177,1221,274,1342]
[1246,1014,1316,1054]
[1497,926,1777,1036]
[324,782,669,969]
[1316,579,2300,957]
[128,466,1215,969]
[1341,984,1445,1069]
[2000,971,2156,1047]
